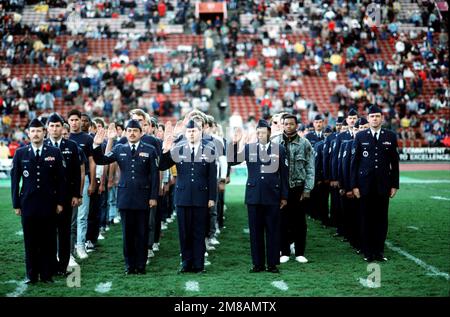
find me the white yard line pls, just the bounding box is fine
[406,226,419,230]
[400,177,450,184]
[95,281,112,294]
[271,280,289,291]
[3,280,28,297]
[185,281,200,292]
[430,196,450,201]
[385,241,450,280]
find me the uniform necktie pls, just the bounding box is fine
[36,149,40,160]
[54,141,58,148]
[261,144,266,152]
[191,147,195,161]
[373,132,378,142]
[131,144,136,156]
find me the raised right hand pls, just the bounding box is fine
[93,127,106,145]
[162,121,174,152]
[232,127,243,144]
[107,122,117,139]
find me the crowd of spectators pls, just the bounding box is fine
[0,0,448,154]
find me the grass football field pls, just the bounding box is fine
[0,170,449,297]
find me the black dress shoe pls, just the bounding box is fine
[178,267,192,274]
[364,256,374,262]
[136,268,146,275]
[249,266,265,273]
[24,278,38,285]
[375,255,388,262]
[266,266,280,273]
[125,268,137,275]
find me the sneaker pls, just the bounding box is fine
[280,255,290,263]
[204,252,209,257]
[152,243,160,252]
[148,250,155,258]
[161,223,168,230]
[208,237,220,245]
[204,260,211,266]
[85,240,95,252]
[215,228,221,236]
[295,256,308,263]
[105,226,110,232]
[146,258,150,265]
[98,233,105,240]
[206,244,216,251]
[113,216,121,224]
[76,245,88,259]
[166,218,173,223]
[68,255,79,267]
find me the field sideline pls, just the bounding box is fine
[0,170,449,297]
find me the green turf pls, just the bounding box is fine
[0,171,449,297]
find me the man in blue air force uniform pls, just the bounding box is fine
[228,119,289,273]
[160,119,217,274]
[92,120,159,275]
[351,105,400,262]
[45,113,82,276]
[11,118,65,284]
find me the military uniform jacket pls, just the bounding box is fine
[339,139,354,192]
[11,145,65,217]
[92,142,159,210]
[350,128,400,196]
[331,130,353,181]
[160,138,217,207]
[229,142,289,206]
[322,132,337,181]
[119,134,162,157]
[305,131,324,148]
[45,138,82,199]
[314,140,325,183]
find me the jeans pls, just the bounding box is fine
[77,178,90,247]
[107,186,117,222]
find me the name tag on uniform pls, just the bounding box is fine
[120,153,127,156]
[362,142,370,145]
[22,160,30,163]
[269,154,279,158]
[139,152,149,158]
[62,150,72,154]
[382,141,391,145]
[44,156,55,161]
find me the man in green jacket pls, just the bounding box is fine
[271,114,315,264]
